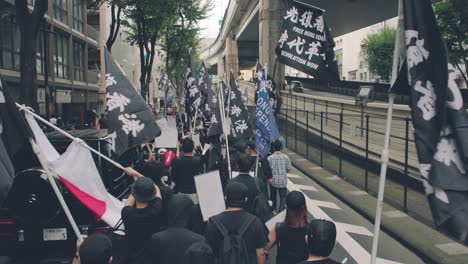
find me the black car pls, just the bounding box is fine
[289,81,304,93]
[0,129,139,261]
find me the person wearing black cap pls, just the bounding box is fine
[121,169,163,264]
[151,194,212,264]
[228,154,258,213]
[297,219,339,264]
[244,140,273,198]
[205,182,269,264]
[265,191,309,264]
[72,233,112,264]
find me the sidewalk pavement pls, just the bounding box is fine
[283,148,468,264]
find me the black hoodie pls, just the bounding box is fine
[151,194,212,264]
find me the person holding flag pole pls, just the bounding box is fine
[218,79,232,178]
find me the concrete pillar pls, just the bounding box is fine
[225,37,239,83]
[217,56,225,82]
[259,0,286,89]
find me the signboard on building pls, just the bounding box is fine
[55,89,72,104]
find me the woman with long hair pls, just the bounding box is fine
[265,191,309,264]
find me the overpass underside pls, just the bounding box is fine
[202,0,398,85]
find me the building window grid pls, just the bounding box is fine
[0,20,20,71]
[73,40,85,81]
[72,0,84,32]
[54,33,69,79]
[54,0,68,24]
[36,31,44,75]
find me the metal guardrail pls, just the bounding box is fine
[278,92,433,227]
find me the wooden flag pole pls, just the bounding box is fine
[370,0,403,262]
[17,104,125,170]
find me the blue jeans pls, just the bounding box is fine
[270,186,287,212]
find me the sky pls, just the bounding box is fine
[198,0,228,39]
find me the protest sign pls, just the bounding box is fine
[194,170,226,221]
[154,116,178,148]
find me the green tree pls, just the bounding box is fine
[123,0,176,102]
[363,27,396,82]
[159,0,211,95]
[434,0,467,82]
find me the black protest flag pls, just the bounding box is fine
[198,62,217,121]
[184,51,202,125]
[394,0,468,241]
[254,62,282,113]
[0,75,34,204]
[208,82,224,137]
[276,0,339,81]
[228,72,253,142]
[104,49,161,157]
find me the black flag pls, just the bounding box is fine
[228,72,253,142]
[184,51,201,125]
[104,49,161,157]
[198,62,216,119]
[0,76,33,204]
[395,0,468,242]
[275,0,339,81]
[208,82,224,137]
[254,62,282,113]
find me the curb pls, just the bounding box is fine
[285,149,468,264]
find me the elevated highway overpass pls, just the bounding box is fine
[201,0,399,85]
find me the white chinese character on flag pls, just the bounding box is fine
[305,42,321,60]
[234,120,248,134]
[287,36,306,55]
[278,30,289,48]
[414,80,436,121]
[105,74,117,87]
[118,113,145,137]
[284,6,299,23]
[107,92,130,112]
[405,30,429,71]
[231,105,242,117]
[299,11,314,28]
[314,16,324,33]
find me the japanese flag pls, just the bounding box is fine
[25,113,124,228]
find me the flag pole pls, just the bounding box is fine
[370,0,403,263]
[17,104,124,170]
[27,134,83,242]
[219,79,232,179]
[254,64,267,179]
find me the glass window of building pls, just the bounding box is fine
[54,0,68,24]
[54,33,69,79]
[36,31,44,75]
[73,40,85,81]
[0,17,20,71]
[72,0,84,32]
[349,70,357,81]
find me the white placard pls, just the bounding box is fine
[266,210,287,231]
[43,228,67,241]
[202,143,211,155]
[194,170,226,221]
[192,134,201,147]
[154,116,178,148]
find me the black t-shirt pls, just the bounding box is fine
[121,198,163,252]
[205,210,269,263]
[297,259,341,264]
[151,227,207,264]
[228,174,258,213]
[172,156,203,193]
[276,223,308,264]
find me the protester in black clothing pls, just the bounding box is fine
[228,154,258,213]
[265,191,309,264]
[245,140,273,197]
[296,220,340,264]
[171,137,204,204]
[121,168,163,264]
[72,234,112,264]
[205,182,269,264]
[151,194,211,264]
[98,113,108,129]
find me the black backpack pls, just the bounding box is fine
[211,214,256,264]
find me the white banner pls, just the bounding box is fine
[154,116,178,148]
[194,170,226,221]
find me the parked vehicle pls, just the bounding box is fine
[0,129,139,260]
[289,81,304,93]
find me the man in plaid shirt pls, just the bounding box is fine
[267,140,292,212]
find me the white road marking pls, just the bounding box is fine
[341,257,348,263]
[297,158,307,161]
[326,175,340,181]
[294,183,318,192]
[349,190,368,196]
[310,166,323,170]
[287,173,301,178]
[287,178,405,264]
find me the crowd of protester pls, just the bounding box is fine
[71,129,341,264]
